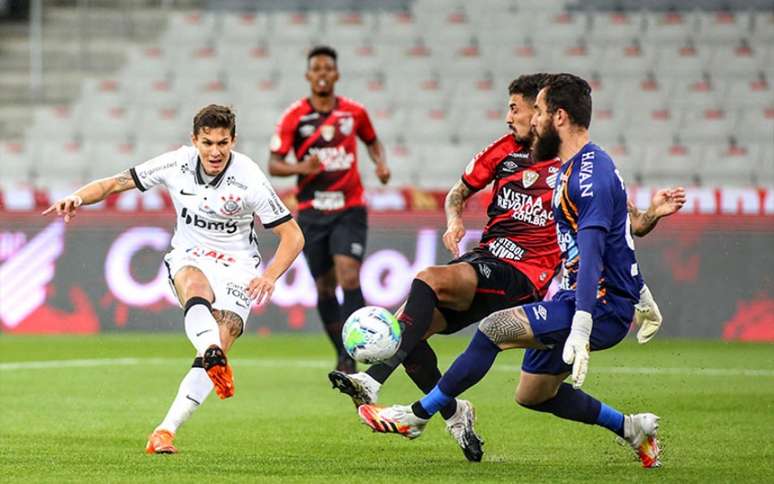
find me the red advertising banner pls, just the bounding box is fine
[1,211,772,340]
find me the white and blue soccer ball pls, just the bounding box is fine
[342,306,402,364]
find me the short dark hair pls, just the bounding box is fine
[193,104,236,137]
[508,73,550,101]
[307,45,337,66]
[540,73,592,129]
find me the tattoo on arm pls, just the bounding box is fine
[628,201,658,237]
[114,170,132,187]
[445,181,473,221]
[212,309,244,338]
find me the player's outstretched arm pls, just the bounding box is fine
[247,219,304,305]
[443,180,474,258]
[628,186,686,237]
[41,170,137,223]
[365,138,390,185]
[267,152,322,177]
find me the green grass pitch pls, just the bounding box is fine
[1,334,773,483]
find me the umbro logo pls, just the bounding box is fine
[180,189,196,196]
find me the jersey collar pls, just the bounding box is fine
[195,153,233,188]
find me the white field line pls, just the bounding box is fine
[1,357,773,377]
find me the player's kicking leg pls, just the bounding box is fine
[360,302,661,466]
[146,308,243,454]
[331,261,486,460]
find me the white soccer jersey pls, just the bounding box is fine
[129,145,291,261]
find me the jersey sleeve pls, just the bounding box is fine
[575,159,619,232]
[129,150,179,192]
[249,169,292,228]
[270,107,298,158]
[356,106,377,144]
[461,145,498,191]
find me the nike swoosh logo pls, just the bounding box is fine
[180,189,196,196]
[195,329,212,337]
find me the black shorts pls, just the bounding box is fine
[438,248,540,335]
[297,206,368,279]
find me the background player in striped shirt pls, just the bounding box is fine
[359,74,666,468]
[269,45,390,373]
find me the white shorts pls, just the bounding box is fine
[164,247,260,326]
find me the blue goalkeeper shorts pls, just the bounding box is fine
[521,290,635,375]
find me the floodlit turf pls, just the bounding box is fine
[1,334,773,483]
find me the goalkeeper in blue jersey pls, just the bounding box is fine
[359,74,663,468]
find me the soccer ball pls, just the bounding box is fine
[342,306,402,364]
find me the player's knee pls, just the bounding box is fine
[514,385,547,407]
[182,280,212,301]
[416,267,445,297]
[335,263,361,290]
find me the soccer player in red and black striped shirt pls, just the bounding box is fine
[269,45,390,373]
[329,73,560,459]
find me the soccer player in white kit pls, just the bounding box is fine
[43,105,305,454]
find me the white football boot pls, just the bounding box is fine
[328,371,380,407]
[621,413,662,468]
[444,399,484,462]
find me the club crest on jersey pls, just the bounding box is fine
[522,170,539,188]
[219,194,242,216]
[321,125,336,142]
[299,124,315,137]
[339,116,354,136]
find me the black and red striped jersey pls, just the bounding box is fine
[270,96,377,212]
[461,134,562,295]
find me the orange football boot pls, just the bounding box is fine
[145,429,177,454]
[203,345,234,399]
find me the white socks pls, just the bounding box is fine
[183,298,221,355]
[157,367,213,434]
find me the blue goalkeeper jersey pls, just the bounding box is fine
[552,142,643,304]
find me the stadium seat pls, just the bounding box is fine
[679,107,737,143]
[322,11,376,44]
[588,12,645,44]
[654,40,709,79]
[135,108,188,144]
[757,145,774,184]
[644,11,697,44]
[489,41,551,81]
[709,38,766,78]
[416,143,470,189]
[696,11,750,43]
[165,11,216,43]
[534,11,589,43]
[33,140,90,187]
[88,141,138,178]
[269,10,323,43]
[590,106,626,146]
[725,75,773,108]
[670,73,723,109]
[28,105,81,143]
[455,104,507,147]
[597,40,656,78]
[641,142,701,185]
[752,11,774,42]
[404,107,454,147]
[221,12,272,45]
[128,78,179,109]
[373,10,418,43]
[604,141,644,184]
[698,141,759,186]
[0,142,33,183]
[81,105,134,142]
[625,106,681,144]
[547,40,601,79]
[736,107,774,143]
